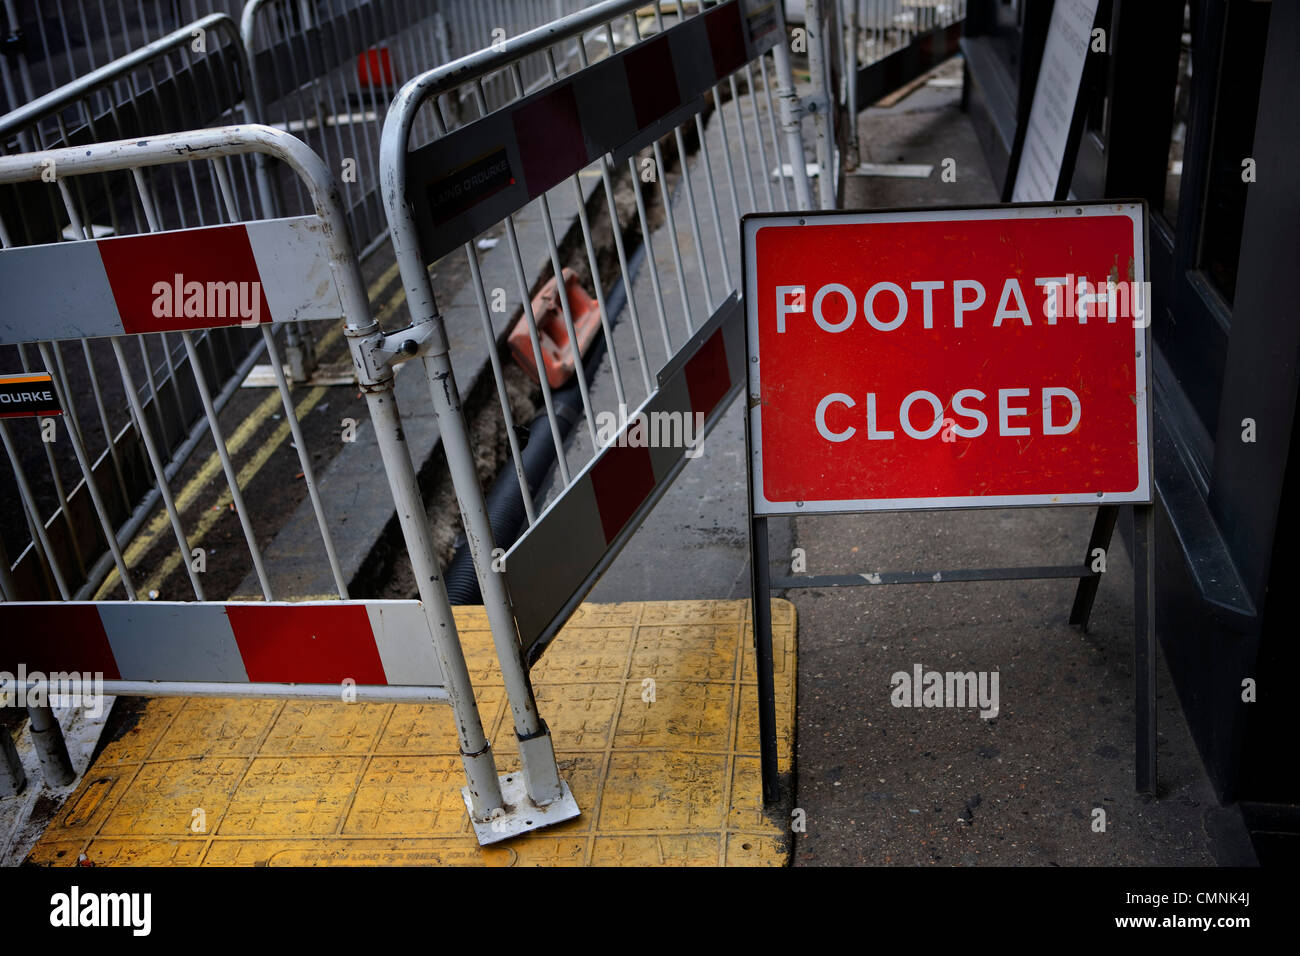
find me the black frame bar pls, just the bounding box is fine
[747,504,1155,804]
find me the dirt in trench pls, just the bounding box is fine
[368,100,711,600]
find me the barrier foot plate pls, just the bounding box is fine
[464,776,581,845]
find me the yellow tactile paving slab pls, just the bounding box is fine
[27,599,796,867]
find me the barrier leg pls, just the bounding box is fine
[0,535,17,601]
[772,2,815,208]
[283,321,319,384]
[1,712,25,797]
[0,547,25,795]
[1134,504,1157,794]
[357,380,508,826]
[806,0,839,209]
[845,0,861,168]
[420,346,578,822]
[26,705,75,788]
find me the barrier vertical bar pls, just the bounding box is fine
[0,716,24,797]
[806,0,838,209]
[845,0,861,167]
[743,63,777,212]
[25,704,75,787]
[0,538,28,795]
[35,343,137,600]
[548,47,630,410]
[759,55,793,209]
[772,4,814,208]
[384,90,572,815]
[0,420,71,600]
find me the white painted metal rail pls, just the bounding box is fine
[0,125,554,840]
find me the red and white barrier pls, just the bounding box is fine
[0,217,343,346]
[0,600,443,688]
[506,297,747,659]
[409,0,781,263]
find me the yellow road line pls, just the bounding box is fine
[370,258,402,298]
[96,325,347,599]
[137,385,329,599]
[94,389,281,598]
[101,259,410,599]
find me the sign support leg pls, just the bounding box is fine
[1069,505,1119,630]
[749,513,780,805]
[1134,503,1157,794]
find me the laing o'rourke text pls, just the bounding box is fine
[0,388,54,406]
[776,275,1147,446]
[152,273,262,327]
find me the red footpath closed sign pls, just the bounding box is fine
[742,203,1151,513]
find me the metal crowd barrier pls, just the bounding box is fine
[844,0,965,64]
[0,14,281,604]
[0,124,571,841]
[2,2,611,384]
[380,0,813,808]
[0,14,265,231]
[241,0,598,258]
[0,0,246,112]
[241,0,446,257]
[809,0,968,178]
[0,12,330,386]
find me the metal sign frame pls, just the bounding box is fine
[742,201,1157,805]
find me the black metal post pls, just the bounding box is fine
[749,513,779,805]
[1070,504,1119,630]
[1134,503,1157,794]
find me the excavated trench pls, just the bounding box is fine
[358,97,716,600]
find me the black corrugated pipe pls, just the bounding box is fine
[444,240,645,604]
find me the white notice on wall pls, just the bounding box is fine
[1010,0,1100,203]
